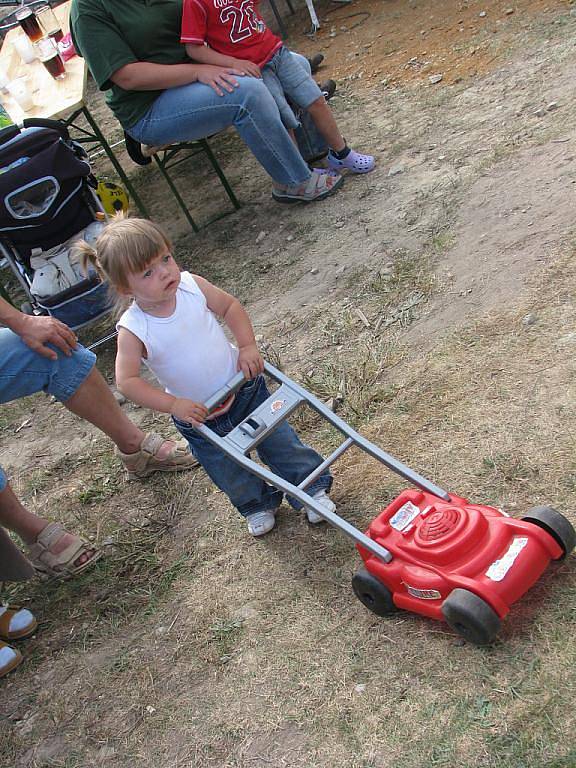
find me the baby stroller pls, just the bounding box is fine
[0,118,113,346]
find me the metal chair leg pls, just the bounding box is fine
[199,139,241,210]
[267,0,288,37]
[153,155,200,233]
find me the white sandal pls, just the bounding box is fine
[272,170,344,203]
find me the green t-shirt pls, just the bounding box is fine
[70,0,188,129]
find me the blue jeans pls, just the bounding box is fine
[262,48,322,130]
[173,376,332,518]
[128,69,312,188]
[0,329,96,490]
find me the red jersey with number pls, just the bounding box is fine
[181,0,282,67]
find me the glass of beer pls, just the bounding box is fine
[15,6,43,43]
[35,4,63,44]
[35,37,65,80]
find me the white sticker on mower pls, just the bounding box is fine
[486,536,529,582]
[404,584,442,600]
[390,501,421,531]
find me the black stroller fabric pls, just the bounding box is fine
[0,126,94,258]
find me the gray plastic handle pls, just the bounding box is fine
[203,371,246,412]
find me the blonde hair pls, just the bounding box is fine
[73,214,172,307]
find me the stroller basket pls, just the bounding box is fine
[35,278,112,329]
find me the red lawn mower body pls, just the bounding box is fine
[357,490,564,625]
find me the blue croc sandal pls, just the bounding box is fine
[327,148,375,174]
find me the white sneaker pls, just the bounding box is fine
[306,490,335,524]
[246,509,276,537]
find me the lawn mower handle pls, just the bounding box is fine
[202,363,450,502]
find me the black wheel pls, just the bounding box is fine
[521,505,576,559]
[352,567,397,617]
[441,588,501,646]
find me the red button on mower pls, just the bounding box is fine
[198,363,576,646]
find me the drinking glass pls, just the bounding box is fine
[15,6,43,43]
[34,4,63,43]
[12,32,36,64]
[6,78,34,111]
[35,37,65,80]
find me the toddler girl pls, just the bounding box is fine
[78,216,335,536]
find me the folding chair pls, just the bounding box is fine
[124,133,240,233]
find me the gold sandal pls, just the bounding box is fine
[0,606,37,641]
[116,432,198,480]
[26,522,102,581]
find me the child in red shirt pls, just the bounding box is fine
[181,0,375,190]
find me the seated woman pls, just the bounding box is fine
[70,0,343,203]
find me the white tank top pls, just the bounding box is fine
[117,271,239,403]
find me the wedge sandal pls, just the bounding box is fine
[27,522,102,582]
[116,432,198,480]
[272,170,344,203]
[0,606,37,641]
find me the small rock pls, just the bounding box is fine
[388,164,404,176]
[310,267,319,275]
[255,230,267,244]
[155,625,167,636]
[254,333,264,343]
[145,705,156,715]
[329,31,337,37]
[479,10,487,17]
[286,234,294,242]
[429,73,443,84]
[380,78,388,86]
[546,101,559,112]
[522,313,538,327]
[333,219,345,228]
[505,7,514,13]
[438,154,446,160]
[534,108,546,117]
[354,683,367,693]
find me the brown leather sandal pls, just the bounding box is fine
[0,606,37,641]
[26,522,102,581]
[0,641,23,678]
[116,432,198,480]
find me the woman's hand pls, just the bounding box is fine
[196,65,245,96]
[171,398,209,426]
[237,343,264,380]
[231,58,262,78]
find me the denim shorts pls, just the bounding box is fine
[0,328,96,491]
[262,47,322,130]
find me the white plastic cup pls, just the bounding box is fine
[13,32,36,64]
[6,78,34,111]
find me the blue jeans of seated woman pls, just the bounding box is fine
[173,376,332,519]
[127,60,313,188]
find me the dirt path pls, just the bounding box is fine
[2,1,576,767]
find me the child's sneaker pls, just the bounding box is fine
[306,490,335,524]
[327,147,375,174]
[246,509,276,537]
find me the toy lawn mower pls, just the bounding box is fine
[197,363,575,646]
